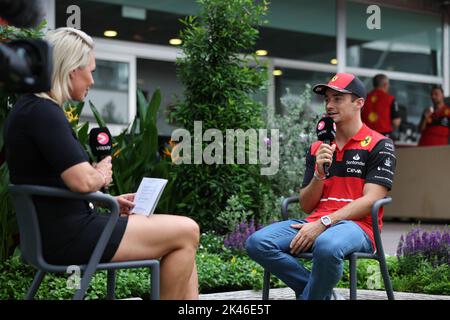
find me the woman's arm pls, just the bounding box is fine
[61,156,112,193]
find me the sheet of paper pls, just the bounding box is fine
[131,178,168,216]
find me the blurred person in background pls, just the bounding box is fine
[418,85,450,147]
[362,74,401,139]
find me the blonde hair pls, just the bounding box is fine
[36,27,94,106]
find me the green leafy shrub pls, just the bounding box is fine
[217,194,253,233]
[1,242,450,299]
[169,0,272,232]
[60,89,179,213]
[269,86,321,200]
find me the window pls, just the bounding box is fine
[274,68,331,115]
[81,59,129,125]
[136,59,182,137]
[55,0,196,46]
[346,2,442,76]
[256,0,336,63]
[359,76,434,126]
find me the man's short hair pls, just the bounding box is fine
[373,74,388,88]
[431,85,444,94]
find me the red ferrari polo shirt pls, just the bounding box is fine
[302,124,396,251]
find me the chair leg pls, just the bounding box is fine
[349,255,357,300]
[378,256,395,300]
[106,270,116,300]
[150,263,160,300]
[262,270,270,300]
[26,270,46,300]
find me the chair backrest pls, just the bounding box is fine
[8,184,46,268]
[8,184,120,273]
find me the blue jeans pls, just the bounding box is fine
[246,220,373,300]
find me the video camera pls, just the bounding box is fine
[0,0,52,93]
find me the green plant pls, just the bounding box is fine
[269,86,321,200]
[169,0,271,232]
[0,250,155,300]
[66,89,179,213]
[2,246,450,299]
[217,194,253,233]
[0,165,15,261]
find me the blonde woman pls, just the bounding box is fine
[4,28,199,300]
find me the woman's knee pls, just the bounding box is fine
[179,216,200,247]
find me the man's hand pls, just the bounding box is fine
[289,221,326,255]
[315,143,336,176]
[424,106,434,119]
[115,193,135,216]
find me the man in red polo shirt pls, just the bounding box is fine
[246,73,396,300]
[362,74,401,138]
[418,85,450,146]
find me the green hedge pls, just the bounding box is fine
[1,233,449,299]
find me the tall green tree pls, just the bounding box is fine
[170,0,271,232]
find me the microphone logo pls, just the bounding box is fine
[97,132,110,145]
[317,121,325,131]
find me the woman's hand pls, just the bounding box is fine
[115,193,136,216]
[93,156,113,187]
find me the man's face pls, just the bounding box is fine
[324,89,363,124]
[384,80,390,92]
[431,88,444,106]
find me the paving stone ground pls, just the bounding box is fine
[199,287,450,300]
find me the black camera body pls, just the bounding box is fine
[0,0,53,93]
[0,39,52,93]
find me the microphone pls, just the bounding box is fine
[89,127,112,192]
[316,116,336,176]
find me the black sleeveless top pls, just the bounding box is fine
[4,94,127,264]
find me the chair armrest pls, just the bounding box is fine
[371,197,392,235]
[10,184,119,205]
[371,196,392,255]
[281,196,300,221]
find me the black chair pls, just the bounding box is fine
[262,196,395,300]
[9,184,160,300]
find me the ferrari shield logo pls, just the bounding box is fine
[361,135,372,147]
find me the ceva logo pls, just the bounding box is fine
[347,168,362,174]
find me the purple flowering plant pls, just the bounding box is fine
[396,226,450,268]
[224,219,263,252]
